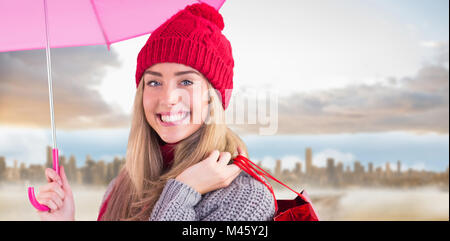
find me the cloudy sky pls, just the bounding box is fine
[0,0,448,171]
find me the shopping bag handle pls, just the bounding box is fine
[27,148,60,212]
[233,155,308,203]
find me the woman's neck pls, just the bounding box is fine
[158,136,182,170]
[157,136,181,146]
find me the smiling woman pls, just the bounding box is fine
[142,63,211,143]
[98,72,274,221]
[33,2,276,221]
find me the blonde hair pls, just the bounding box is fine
[101,77,248,221]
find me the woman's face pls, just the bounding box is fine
[143,62,210,144]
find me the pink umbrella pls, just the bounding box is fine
[0,0,226,212]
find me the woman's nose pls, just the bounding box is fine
[160,84,186,106]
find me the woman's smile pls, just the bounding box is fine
[156,111,191,127]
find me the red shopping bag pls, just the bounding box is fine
[233,155,319,221]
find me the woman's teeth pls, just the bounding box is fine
[160,112,189,123]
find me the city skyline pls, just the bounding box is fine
[0,143,447,174]
[0,145,447,190]
[0,129,448,172]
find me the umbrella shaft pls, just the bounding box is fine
[44,0,57,149]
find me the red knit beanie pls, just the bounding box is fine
[135,2,234,110]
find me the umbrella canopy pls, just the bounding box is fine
[0,0,226,212]
[0,0,225,52]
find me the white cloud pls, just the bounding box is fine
[220,0,424,95]
[95,34,150,116]
[312,149,356,168]
[252,155,304,172]
[279,155,303,171]
[0,126,50,166]
[402,162,427,172]
[254,156,276,172]
[0,46,130,129]
[97,154,123,162]
[420,41,448,49]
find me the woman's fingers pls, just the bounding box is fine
[221,164,242,187]
[45,168,62,186]
[39,182,64,200]
[228,164,242,179]
[217,152,231,166]
[205,150,220,164]
[40,199,58,211]
[37,192,63,211]
[59,166,72,196]
[237,146,245,157]
[223,163,241,177]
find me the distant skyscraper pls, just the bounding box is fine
[305,147,312,175]
[397,160,401,174]
[326,158,335,172]
[336,162,343,175]
[275,159,282,177]
[368,162,373,173]
[354,161,363,174]
[386,162,391,176]
[294,162,302,176]
[326,158,336,184]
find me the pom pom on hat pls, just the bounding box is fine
[185,2,224,30]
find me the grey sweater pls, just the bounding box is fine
[100,172,276,221]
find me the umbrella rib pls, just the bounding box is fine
[90,0,111,51]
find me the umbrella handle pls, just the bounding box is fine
[27,148,60,212]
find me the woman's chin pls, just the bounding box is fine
[158,132,185,144]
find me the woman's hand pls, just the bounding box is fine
[36,166,75,221]
[175,147,246,194]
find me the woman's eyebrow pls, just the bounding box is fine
[144,70,200,77]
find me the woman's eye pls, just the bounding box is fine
[181,79,193,86]
[147,80,161,87]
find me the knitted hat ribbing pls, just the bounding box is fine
[135,3,234,110]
